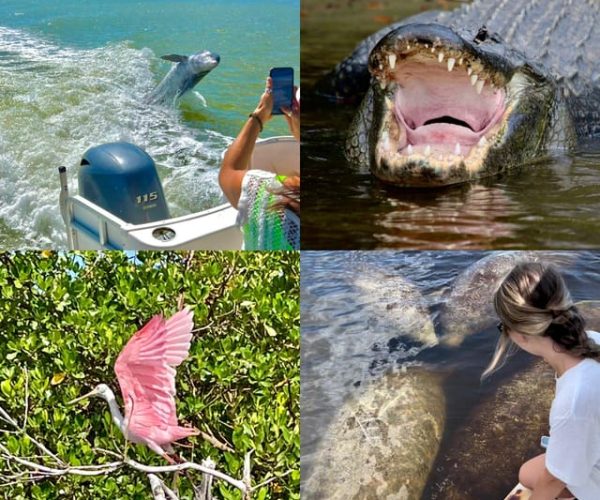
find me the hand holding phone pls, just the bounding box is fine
[270,67,294,115]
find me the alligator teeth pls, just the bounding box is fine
[467,67,473,76]
[424,145,431,157]
[430,47,435,53]
[476,79,485,94]
[388,54,397,69]
[458,57,463,65]
[470,74,478,86]
[385,96,393,110]
[406,44,411,50]
[381,130,390,149]
[407,144,414,155]
[478,136,488,147]
[454,143,461,155]
[447,58,456,72]
[438,52,445,63]
[424,43,429,49]
[379,80,386,90]
[379,63,383,70]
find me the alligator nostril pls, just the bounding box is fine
[474,25,488,44]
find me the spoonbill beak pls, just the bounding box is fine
[68,388,99,404]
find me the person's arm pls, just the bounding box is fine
[219,79,273,208]
[281,85,300,141]
[530,467,568,500]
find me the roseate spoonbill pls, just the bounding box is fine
[70,307,199,463]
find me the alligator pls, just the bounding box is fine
[317,0,600,187]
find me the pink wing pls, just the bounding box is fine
[114,307,198,444]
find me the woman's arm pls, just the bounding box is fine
[530,467,568,500]
[219,78,273,209]
[281,85,300,141]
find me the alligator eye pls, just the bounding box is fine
[474,26,488,44]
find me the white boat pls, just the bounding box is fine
[59,136,299,250]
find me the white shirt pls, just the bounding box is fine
[546,331,600,500]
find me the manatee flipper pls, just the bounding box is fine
[425,362,554,499]
[305,369,445,500]
[575,300,600,331]
[161,54,188,63]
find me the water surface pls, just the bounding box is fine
[0,0,299,248]
[301,0,600,249]
[301,250,600,499]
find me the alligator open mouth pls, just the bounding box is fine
[369,37,521,184]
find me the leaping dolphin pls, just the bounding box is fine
[147,50,220,105]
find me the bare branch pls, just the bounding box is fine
[0,404,64,466]
[250,469,295,492]
[198,430,234,453]
[122,457,246,492]
[243,450,253,500]
[198,458,215,500]
[149,474,167,500]
[21,368,28,433]
[148,474,179,500]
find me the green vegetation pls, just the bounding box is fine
[0,251,299,499]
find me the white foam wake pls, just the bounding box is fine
[0,26,231,248]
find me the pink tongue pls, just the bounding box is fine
[407,123,480,146]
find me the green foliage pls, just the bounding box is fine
[0,251,299,499]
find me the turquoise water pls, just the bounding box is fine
[0,0,299,248]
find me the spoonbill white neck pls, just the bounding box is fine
[71,383,125,433]
[96,384,126,431]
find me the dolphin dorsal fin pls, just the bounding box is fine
[161,54,188,63]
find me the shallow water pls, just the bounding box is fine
[0,0,299,248]
[301,251,600,499]
[301,0,600,249]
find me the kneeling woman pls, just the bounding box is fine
[484,262,600,500]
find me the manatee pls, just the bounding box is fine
[355,271,438,348]
[426,361,554,499]
[304,369,445,500]
[439,252,575,346]
[576,300,600,331]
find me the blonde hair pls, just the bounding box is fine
[482,262,598,379]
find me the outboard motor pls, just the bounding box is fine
[78,142,170,224]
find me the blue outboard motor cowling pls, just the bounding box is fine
[78,142,170,224]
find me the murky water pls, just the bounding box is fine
[301,0,600,249]
[301,251,600,499]
[0,0,299,248]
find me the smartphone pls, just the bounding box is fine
[270,67,294,115]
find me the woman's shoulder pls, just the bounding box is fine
[553,355,600,420]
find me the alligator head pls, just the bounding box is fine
[346,23,557,187]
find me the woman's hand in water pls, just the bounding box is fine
[281,85,300,141]
[253,77,274,125]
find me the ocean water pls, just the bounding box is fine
[301,251,600,499]
[0,0,299,248]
